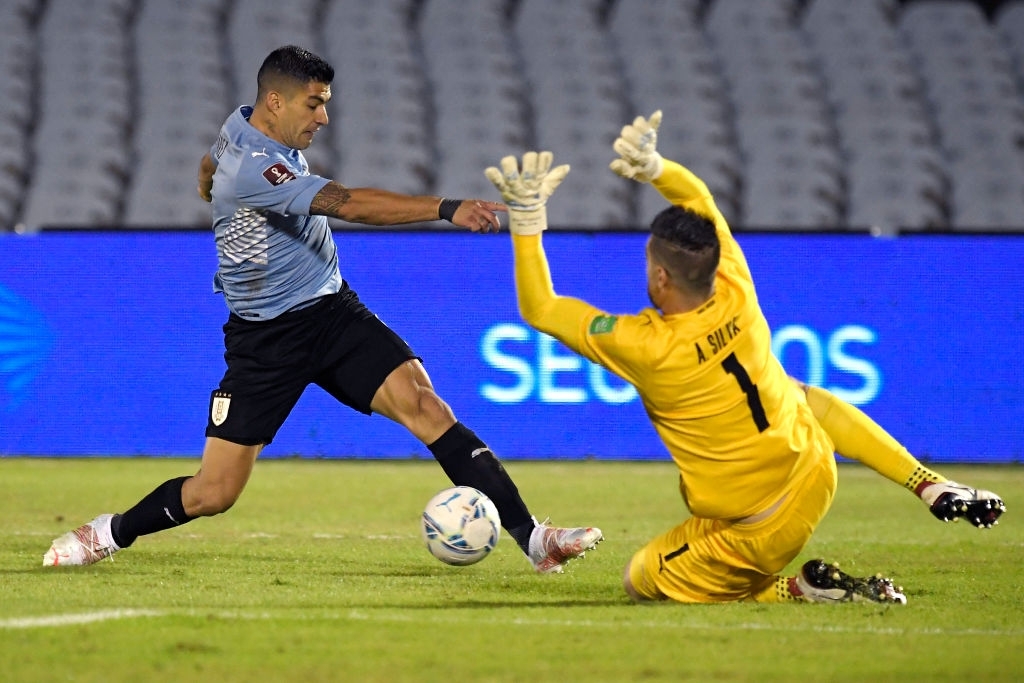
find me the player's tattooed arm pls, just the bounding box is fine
[310,181,352,217]
[310,181,435,225]
[311,180,501,228]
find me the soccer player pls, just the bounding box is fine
[42,45,602,574]
[484,111,1005,604]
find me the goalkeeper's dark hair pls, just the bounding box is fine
[256,45,334,101]
[648,206,720,296]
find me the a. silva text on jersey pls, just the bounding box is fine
[479,322,881,407]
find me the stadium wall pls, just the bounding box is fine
[1,230,1021,463]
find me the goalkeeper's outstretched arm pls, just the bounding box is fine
[610,110,725,227]
[484,152,602,352]
[511,232,603,351]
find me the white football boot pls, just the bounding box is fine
[528,519,603,573]
[43,514,120,566]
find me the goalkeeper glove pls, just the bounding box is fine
[609,110,664,183]
[484,151,569,235]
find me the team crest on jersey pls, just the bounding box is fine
[589,315,618,335]
[210,391,231,426]
[262,162,296,186]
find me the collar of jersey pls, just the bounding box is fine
[236,106,296,157]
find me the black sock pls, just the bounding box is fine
[507,520,537,553]
[428,423,534,551]
[110,476,194,548]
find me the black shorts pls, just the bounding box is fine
[205,284,417,446]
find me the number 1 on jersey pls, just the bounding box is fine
[722,352,769,432]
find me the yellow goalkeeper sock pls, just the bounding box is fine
[751,575,802,603]
[804,385,946,493]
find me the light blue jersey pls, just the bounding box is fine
[209,106,340,320]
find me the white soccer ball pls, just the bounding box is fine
[421,486,501,566]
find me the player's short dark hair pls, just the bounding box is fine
[256,45,334,100]
[648,206,720,295]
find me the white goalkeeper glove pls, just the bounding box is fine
[484,151,569,235]
[609,110,664,183]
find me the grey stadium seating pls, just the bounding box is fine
[803,0,951,231]
[900,0,1024,230]
[321,0,431,204]
[420,0,530,210]
[126,0,231,227]
[0,1,34,229]
[0,0,1022,232]
[608,0,743,225]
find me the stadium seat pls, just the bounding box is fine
[705,0,801,35]
[319,0,433,199]
[899,0,1024,231]
[803,0,901,30]
[0,3,35,229]
[512,0,633,228]
[126,0,231,227]
[420,0,530,200]
[610,0,742,223]
[21,0,132,229]
[4,0,1024,234]
[227,0,322,108]
[998,0,1024,83]
[951,167,1024,230]
[801,0,954,230]
[705,0,846,228]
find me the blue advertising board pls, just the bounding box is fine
[1,230,1021,462]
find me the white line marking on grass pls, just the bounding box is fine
[311,533,412,540]
[172,608,1024,639]
[0,609,162,629]
[365,535,409,540]
[6,608,1021,639]
[346,610,1024,639]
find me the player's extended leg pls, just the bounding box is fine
[180,438,262,517]
[42,437,261,567]
[800,383,1005,528]
[370,359,602,573]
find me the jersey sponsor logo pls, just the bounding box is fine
[262,162,296,186]
[251,148,268,158]
[210,391,231,426]
[588,315,618,335]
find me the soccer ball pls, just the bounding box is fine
[421,486,501,566]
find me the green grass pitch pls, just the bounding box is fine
[1,458,1021,682]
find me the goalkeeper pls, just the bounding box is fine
[485,111,1005,604]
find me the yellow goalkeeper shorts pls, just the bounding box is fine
[627,452,838,603]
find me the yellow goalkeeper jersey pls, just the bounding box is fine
[512,159,833,520]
